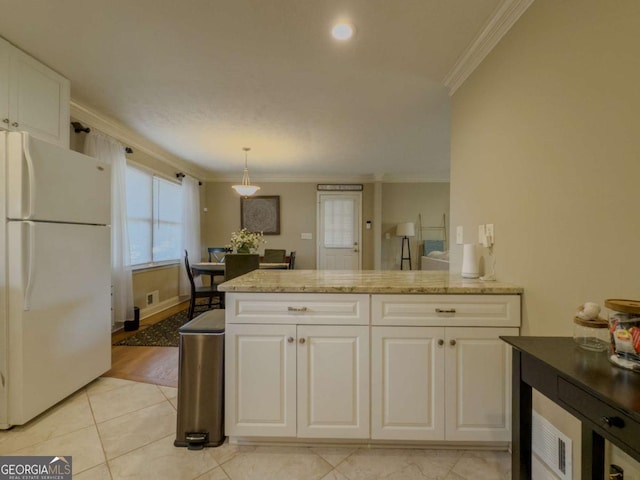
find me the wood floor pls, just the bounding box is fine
[103,302,189,388]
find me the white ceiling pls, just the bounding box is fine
[0,0,508,181]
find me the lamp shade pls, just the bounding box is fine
[396,222,415,237]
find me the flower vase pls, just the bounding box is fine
[237,245,250,254]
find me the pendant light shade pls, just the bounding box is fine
[232,147,260,197]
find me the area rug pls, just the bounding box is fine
[114,307,217,347]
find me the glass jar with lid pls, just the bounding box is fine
[573,316,609,352]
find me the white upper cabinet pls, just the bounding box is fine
[0,39,9,128]
[0,37,70,148]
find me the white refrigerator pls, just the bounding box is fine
[0,131,111,429]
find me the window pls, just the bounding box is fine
[126,165,183,266]
[323,197,355,248]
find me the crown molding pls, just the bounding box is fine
[442,0,535,96]
[70,100,209,179]
[205,173,449,184]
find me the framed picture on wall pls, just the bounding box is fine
[241,196,281,235]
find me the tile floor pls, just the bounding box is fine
[0,377,510,479]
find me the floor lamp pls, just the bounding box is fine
[396,222,415,270]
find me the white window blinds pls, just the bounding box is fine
[323,198,354,248]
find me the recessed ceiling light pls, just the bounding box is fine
[332,23,354,41]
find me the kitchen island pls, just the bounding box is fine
[219,270,523,445]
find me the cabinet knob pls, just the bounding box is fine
[287,337,294,343]
[450,339,457,346]
[11,122,18,127]
[299,338,306,344]
[438,339,444,346]
[2,118,8,124]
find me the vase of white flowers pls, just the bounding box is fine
[229,228,265,254]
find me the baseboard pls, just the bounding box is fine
[139,296,182,319]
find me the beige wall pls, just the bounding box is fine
[450,0,640,476]
[381,183,450,270]
[202,182,375,270]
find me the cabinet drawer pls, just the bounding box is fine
[558,378,640,450]
[226,293,369,325]
[372,294,520,327]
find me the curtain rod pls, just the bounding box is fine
[72,121,134,154]
[71,121,90,133]
[176,172,202,186]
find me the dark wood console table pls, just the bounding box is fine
[502,336,640,480]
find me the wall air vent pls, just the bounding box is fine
[532,410,572,480]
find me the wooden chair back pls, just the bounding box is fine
[225,254,260,281]
[263,249,286,263]
[288,251,296,269]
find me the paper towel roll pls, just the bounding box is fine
[461,243,479,278]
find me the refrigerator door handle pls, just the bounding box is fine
[24,221,36,310]
[22,134,36,219]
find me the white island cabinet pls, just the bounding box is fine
[220,270,522,446]
[371,294,519,443]
[225,293,370,439]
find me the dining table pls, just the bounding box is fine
[191,261,289,276]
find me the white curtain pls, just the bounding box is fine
[179,175,201,296]
[84,131,134,327]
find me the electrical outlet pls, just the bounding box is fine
[456,226,463,245]
[478,224,486,244]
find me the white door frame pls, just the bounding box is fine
[316,191,362,270]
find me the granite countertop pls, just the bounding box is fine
[218,270,523,294]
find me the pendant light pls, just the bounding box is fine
[231,147,260,197]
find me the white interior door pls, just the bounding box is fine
[317,192,361,270]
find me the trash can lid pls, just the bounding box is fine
[179,310,225,334]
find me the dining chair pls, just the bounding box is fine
[263,248,286,263]
[184,250,224,319]
[207,247,229,263]
[288,251,296,269]
[224,254,260,281]
[206,247,229,285]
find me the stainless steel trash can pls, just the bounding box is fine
[174,309,226,449]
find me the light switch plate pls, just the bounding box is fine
[301,233,313,240]
[456,226,463,245]
[478,224,486,244]
[485,224,494,245]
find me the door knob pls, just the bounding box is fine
[299,338,306,344]
[287,337,294,343]
[11,122,18,127]
[437,339,444,346]
[450,339,457,346]
[2,118,8,124]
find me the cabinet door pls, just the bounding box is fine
[8,46,70,147]
[297,325,369,438]
[0,38,9,129]
[371,326,445,440]
[444,327,516,442]
[225,324,296,437]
